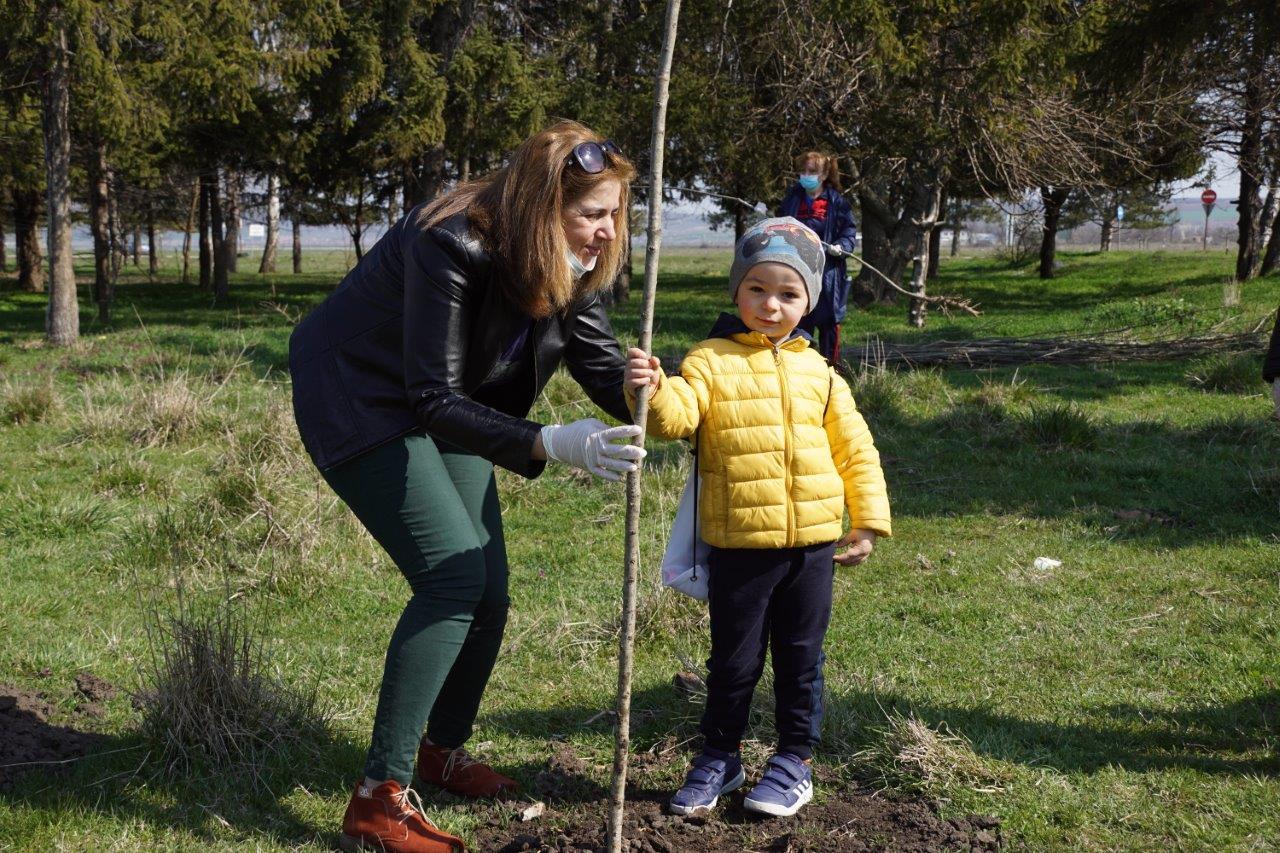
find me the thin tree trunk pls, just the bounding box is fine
[181,179,197,284]
[610,3,681,851]
[1100,217,1113,251]
[43,0,79,345]
[907,229,928,328]
[0,202,6,272]
[107,171,123,280]
[225,171,240,273]
[1039,187,1069,279]
[1257,184,1277,263]
[950,197,961,256]
[198,174,212,288]
[14,186,44,292]
[89,142,113,323]
[146,198,158,277]
[259,171,280,274]
[292,212,302,273]
[131,223,141,267]
[210,170,229,301]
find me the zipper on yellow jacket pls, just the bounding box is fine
[773,343,796,547]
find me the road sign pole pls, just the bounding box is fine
[1200,189,1217,251]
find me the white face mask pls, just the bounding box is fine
[566,248,598,279]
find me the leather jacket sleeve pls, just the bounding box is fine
[402,224,547,478]
[563,292,633,425]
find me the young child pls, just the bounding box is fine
[625,217,891,818]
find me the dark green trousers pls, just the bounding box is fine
[323,431,509,784]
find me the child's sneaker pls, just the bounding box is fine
[742,752,813,817]
[668,747,746,815]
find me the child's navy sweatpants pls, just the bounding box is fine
[700,541,836,760]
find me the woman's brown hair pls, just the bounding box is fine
[796,151,843,192]
[418,120,635,318]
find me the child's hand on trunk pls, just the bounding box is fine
[835,528,876,566]
[625,347,661,392]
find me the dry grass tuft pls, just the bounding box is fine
[854,712,1010,796]
[2,378,58,425]
[138,595,329,788]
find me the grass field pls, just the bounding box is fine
[1,248,1278,850]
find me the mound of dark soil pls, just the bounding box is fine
[475,744,1003,852]
[0,676,114,791]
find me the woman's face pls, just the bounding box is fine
[562,178,622,265]
[801,156,827,185]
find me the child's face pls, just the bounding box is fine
[735,262,808,342]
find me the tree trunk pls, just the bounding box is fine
[907,229,928,328]
[1257,184,1277,264]
[210,170,229,301]
[224,172,241,273]
[43,0,79,345]
[107,172,123,280]
[292,212,302,273]
[1261,197,1280,276]
[259,171,280,274]
[181,179,197,284]
[1100,217,1113,251]
[733,205,746,242]
[927,224,941,280]
[131,223,141,267]
[611,238,632,304]
[1038,187,1070,280]
[0,203,6,272]
[146,198,158,277]
[14,186,44,293]
[89,142,113,323]
[1234,40,1266,282]
[198,174,212,288]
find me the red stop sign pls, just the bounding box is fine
[1201,188,1217,205]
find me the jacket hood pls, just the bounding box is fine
[706,312,814,346]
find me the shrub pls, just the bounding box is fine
[1185,352,1262,394]
[1021,402,1099,449]
[850,368,903,420]
[138,596,328,788]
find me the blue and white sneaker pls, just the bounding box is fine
[743,752,813,817]
[668,748,746,815]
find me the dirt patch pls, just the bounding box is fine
[477,745,1004,852]
[0,677,114,791]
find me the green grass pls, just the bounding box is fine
[0,248,1278,850]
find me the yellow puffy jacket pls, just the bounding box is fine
[629,315,891,549]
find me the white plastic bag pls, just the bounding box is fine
[660,464,711,600]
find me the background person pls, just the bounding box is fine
[289,120,642,853]
[777,151,858,363]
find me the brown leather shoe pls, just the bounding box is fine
[339,779,466,852]
[417,739,518,798]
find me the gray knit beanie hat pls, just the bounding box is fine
[728,217,825,310]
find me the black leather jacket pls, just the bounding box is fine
[288,209,631,476]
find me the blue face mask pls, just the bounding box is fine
[798,174,821,191]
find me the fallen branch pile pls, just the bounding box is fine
[847,330,1265,368]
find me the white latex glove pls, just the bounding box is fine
[540,418,646,481]
[823,241,848,257]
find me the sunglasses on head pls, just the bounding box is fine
[568,140,622,174]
